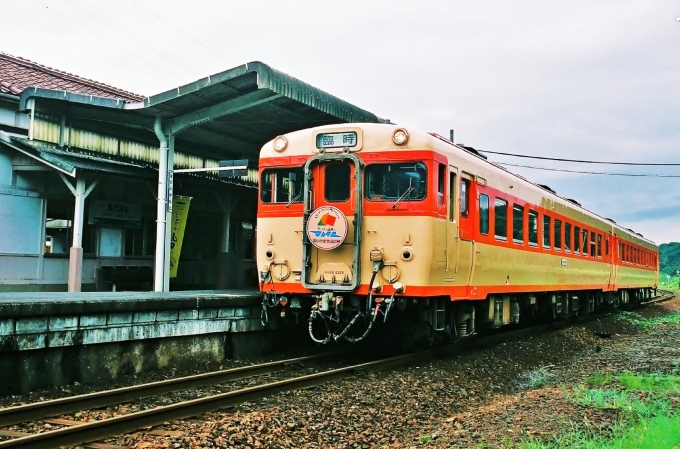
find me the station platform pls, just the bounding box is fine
[0,289,274,395]
[0,289,262,316]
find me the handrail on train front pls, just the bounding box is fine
[301,151,364,291]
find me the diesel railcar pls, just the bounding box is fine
[256,124,659,344]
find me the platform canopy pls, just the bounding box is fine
[16,61,384,293]
[18,61,383,160]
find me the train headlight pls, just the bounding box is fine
[272,135,288,152]
[264,249,275,260]
[392,128,409,145]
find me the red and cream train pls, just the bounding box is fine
[256,123,659,344]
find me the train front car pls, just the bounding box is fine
[257,124,449,344]
[256,123,660,346]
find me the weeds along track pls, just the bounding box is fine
[0,292,674,449]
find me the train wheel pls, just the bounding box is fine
[551,294,562,320]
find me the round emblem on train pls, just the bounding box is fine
[306,206,348,250]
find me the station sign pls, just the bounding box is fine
[88,200,142,228]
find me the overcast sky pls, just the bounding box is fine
[2,0,679,244]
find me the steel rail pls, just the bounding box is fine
[0,352,342,428]
[0,352,432,449]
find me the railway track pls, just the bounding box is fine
[0,290,675,449]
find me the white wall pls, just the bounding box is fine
[0,193,43,255]
[0,150,12,187]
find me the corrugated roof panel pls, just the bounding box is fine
[120,140,159,164]
[33,118,61,143]
[70,128,119,155]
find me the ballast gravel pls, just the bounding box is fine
[4,296,680,448]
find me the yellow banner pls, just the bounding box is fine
[169,195,192,278]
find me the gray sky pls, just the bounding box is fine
[2,0,679,244]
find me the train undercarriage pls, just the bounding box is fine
[262,287,656,347]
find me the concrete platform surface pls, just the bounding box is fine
[0,289,263,317]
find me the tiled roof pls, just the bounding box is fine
[0,52,143,102]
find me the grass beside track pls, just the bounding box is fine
[521,316,680,449]
[521,371,680,448]
[617,310,680,331]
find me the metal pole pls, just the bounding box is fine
[163,136,175,292]
[153,118,169,292]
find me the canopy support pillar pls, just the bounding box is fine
[60,173,99,292]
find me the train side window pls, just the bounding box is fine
[512,204,524,244]
[564,223,572,253]
[448,172,456,222]
[605,237,609,256]
[574,226,581,254]
[260,167,304,204]
[325,164,350,201]
[494,197,508,241]
[479,194,489,235]
[528,210,538,246]
[582,229,589,257]
[542,215,551,249]
[589,231,596,257]
[597,234,602,258]
[437,163,445,206]
[365,162,428,201]
[554,219,562,251]
[460,179,470,218]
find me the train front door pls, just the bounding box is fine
[301,156,362,291]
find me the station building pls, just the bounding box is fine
[0,53,381,293]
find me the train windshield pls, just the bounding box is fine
[364,162,427,201]
[260,167,304,204]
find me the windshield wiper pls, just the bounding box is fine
[392,179,414,209]
[286,193,302,208]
